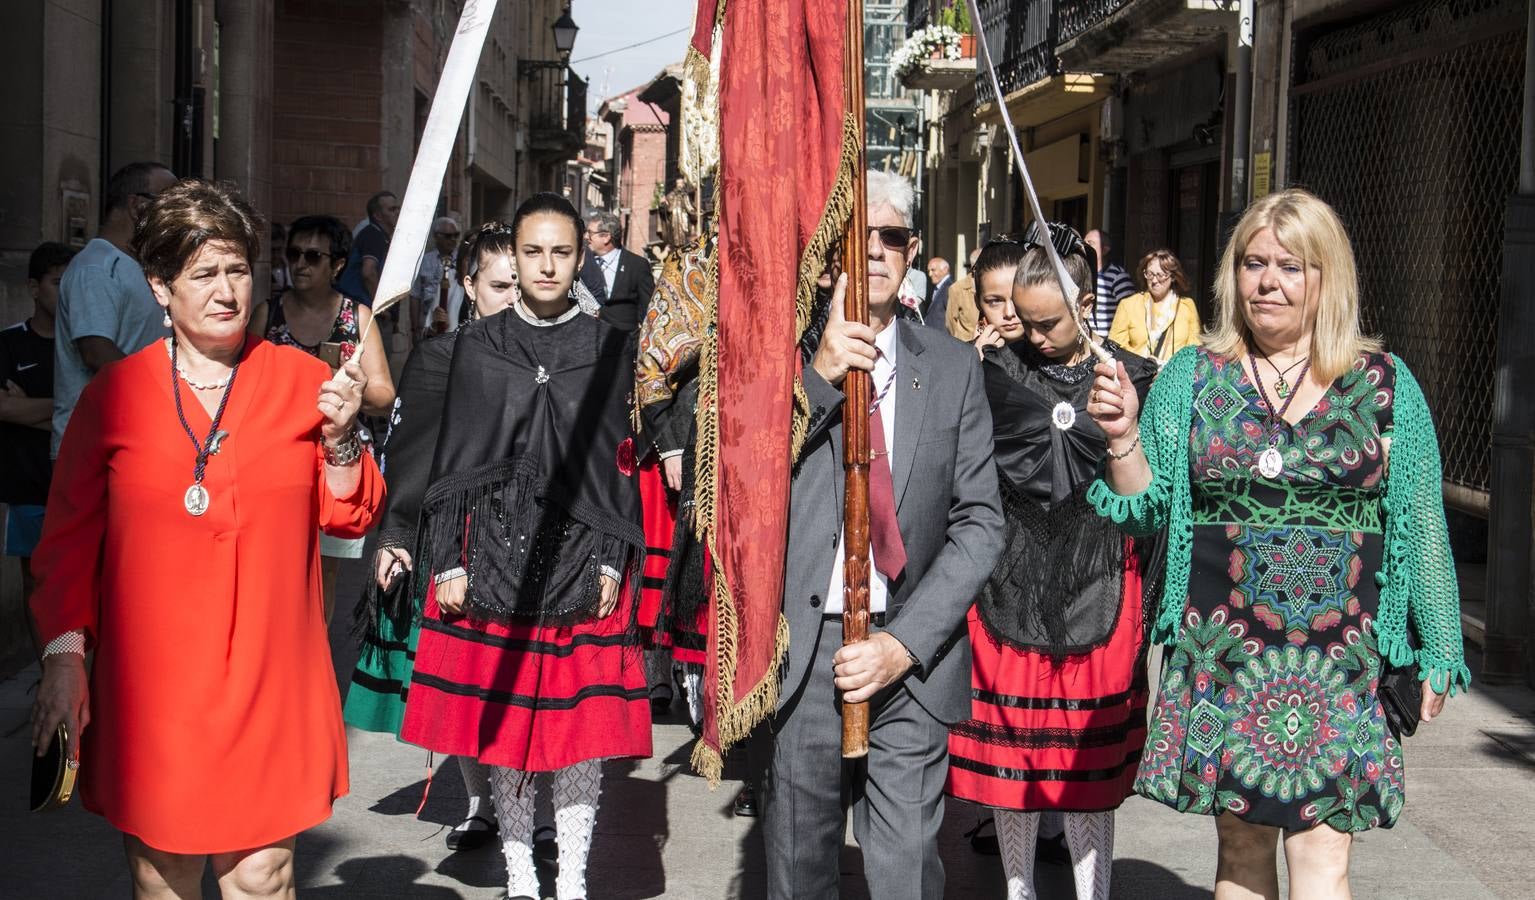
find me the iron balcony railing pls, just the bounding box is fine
[521,60,586,153]
[1057,0,1134,45]
[976,0,1059,105]
[908,0,930,32]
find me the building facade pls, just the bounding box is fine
[598,83,670,254]
[0,0,587,667]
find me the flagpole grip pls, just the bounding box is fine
[840,0,871,760]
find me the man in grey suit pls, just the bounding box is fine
[762,170,1004,900]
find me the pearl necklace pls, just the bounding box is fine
[164,339,233,390]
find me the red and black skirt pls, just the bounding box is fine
[946,551,1149,812]
[400,578,653,772]
[636,456,708,666]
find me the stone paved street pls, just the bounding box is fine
[2,558,1532,899]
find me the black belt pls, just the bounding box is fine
[823,612,886,627]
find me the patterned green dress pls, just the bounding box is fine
[1136,350,1404,832]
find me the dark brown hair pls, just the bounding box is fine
[1136,248,1189,295]
[132,179,263,286]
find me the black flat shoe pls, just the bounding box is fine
[649,683,674,717]
[1037,832,1070,866]
[445,814,498,851]
[965,817,999,856]
[732,784,758,818]
[533,823,558,863]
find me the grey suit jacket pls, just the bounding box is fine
[778,320,1003,725]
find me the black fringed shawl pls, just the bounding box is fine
[378,333,460,552]
[417,308,645,624]
[354,332,461,634]
[978,340,1158,657]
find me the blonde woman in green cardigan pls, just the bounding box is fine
[1084,187,1468,900]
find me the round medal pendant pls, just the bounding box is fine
[1051,401,1077,431]
[184,483,210,516]
[1257,446,1284,479]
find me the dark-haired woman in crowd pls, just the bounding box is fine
[946,226,1157,900]
[253,214,396,621]
[30,180,383,897]
[399,193,650,900]
[343,223,521,852]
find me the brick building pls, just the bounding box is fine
[598,84,669,254]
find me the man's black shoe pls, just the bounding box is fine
[732,784,758,818]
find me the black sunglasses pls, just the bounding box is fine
[285,247,332,265]
[868,226,916,251]
[435,231,461,240]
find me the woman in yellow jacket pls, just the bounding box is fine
[1109,248,1201,364]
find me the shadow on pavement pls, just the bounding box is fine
[587,758,670,899]
[304,855,466,899]
[1112,859,1215,899]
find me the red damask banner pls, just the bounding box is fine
[692,0,853,779]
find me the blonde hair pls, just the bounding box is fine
[1205,188,1380,383]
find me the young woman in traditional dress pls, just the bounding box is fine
[343,222,521,852]
[633,241,714,729]
[945,227,1157,900]
[398,193,650,900]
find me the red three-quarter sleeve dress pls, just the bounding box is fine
[30,339,384,855]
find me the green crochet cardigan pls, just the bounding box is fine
[1087,346,1471,696]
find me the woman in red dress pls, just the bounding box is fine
[28,180,383,898]
[399,193,650,900]
[946,230,1156,900]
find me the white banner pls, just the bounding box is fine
[371,0,500,317]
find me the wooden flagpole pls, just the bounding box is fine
[840,0,872,759]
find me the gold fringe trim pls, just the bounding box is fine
[787,112,861,461]
[691,109,862,786]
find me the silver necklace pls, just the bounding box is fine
[1248,350,1311,479]
[165,339,232,390]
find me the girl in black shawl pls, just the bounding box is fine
[943,228,1157,900]
[398,194,649,900]
[342,221,522,852]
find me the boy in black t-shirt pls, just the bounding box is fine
[2,242,73,608]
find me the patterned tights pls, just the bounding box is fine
[491,760,603,900]
[996,809,1115,900]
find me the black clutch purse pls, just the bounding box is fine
[30,723,78,812]
[1379,627,1422,741]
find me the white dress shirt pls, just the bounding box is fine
[598,247,621,296]
[824,323,899,615]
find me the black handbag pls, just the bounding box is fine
[1378,627,1421,741]
[30,723,77,812]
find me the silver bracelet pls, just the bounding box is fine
[43,630,86,658]
[324,432,363,467]
[1106,432,1141,461]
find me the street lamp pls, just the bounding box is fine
[552,7,579,58]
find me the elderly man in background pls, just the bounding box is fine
[52,160,177,459]
[411,215,463,337]
[761,169,1003,900]
[922,256,952,328]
